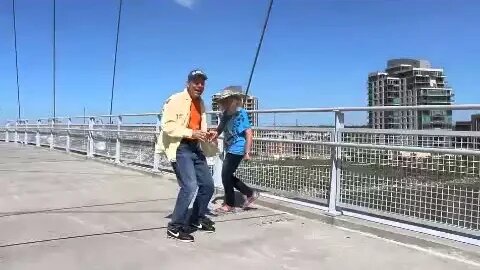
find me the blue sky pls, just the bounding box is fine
[1,0,479,125]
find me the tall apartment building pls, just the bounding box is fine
[368,59,454,130]
[210,88,259,126]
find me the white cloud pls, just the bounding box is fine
[174,0,196,9]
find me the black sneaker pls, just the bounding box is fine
[202,216,215,226]
[183,225,198,234]
[167,228,194,242]
[191,220,215,233]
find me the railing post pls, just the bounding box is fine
[87,117,94,158]
[36,120,41,146]
[5,123,9,143]
[212,138,224,189]
[328,110,344,216]
[14,121,18,143]
[213,113,224,188]
[24,120,28,145]
[49,118,54,149]
[66,118,71,152]
[115,116,122,163]
[153,114,161,171]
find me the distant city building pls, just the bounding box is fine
[211,87,258,126]
[453,114,480,132]
[368,59,454,130]
[471,114,480,131]
[453,117,480,149]
[454,121,471,131]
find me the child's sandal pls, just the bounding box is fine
[215,204,235,213]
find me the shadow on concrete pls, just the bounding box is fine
[0,169,140,176]
[2,210,171,214]
[0,198,176,218]
[0,225,169,248]
[0,213,286,248]
[0,159,83,165]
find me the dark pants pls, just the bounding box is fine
[222,153,253,207]
[168,140,214,230]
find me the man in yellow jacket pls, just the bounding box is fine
[157,69,218,242]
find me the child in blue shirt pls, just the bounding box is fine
[213,87,259,212]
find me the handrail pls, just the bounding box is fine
[241,104,480,113]
[251,137,480,156]
[6,103,480,123]
[7,124,480,156]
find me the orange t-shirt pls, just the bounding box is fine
[188,99,202,131]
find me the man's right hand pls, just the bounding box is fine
[192,130,207,141]
[207,130,218,142]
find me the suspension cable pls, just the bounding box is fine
[53,0,56,120]
[109,0,123,123]
[12,0,21,120]
[244,0,274,104]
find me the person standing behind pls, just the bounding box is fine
[213,86,259,213]
[157,69,218,242]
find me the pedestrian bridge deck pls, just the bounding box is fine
[0,142,478,270]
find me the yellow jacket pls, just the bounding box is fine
[155,89,219,162]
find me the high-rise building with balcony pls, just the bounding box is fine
[210,87,259,127]
[368,59,454,129]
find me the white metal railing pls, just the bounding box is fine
[1,104,480,246]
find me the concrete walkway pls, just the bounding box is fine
[0,142,478,270]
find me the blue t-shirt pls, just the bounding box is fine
[222,108,251,155]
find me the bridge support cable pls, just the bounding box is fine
[109,0,123,124]
[12,0,21,120]
[244,0,274,105]
[53,0,56,120]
